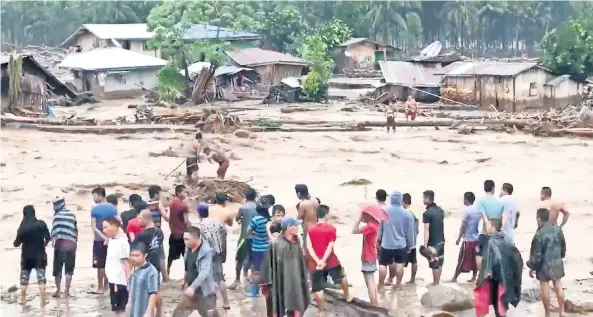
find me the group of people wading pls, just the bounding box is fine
[14,176,577,317]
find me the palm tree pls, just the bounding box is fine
[441,0,479,50]
[364,1,409,45]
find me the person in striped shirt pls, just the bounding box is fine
[128,242,161,317]
[51,196,78,298]
[246,202,271,297]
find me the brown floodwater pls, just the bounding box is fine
[1,118,593,316]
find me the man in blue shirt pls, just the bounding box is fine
[90,187,117,294]
[452,192,481,282]
[476,180,504,269]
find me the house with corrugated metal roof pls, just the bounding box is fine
[59,47,168,98]
[437,61,584,112]
[334,38,399,73]
[376,61,441,103]
[224,48,307,92]
[60,23,262,59]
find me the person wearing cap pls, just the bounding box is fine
[209,192,234,227]
[51,196,78,298]
[295,184,319,249]
[196,202,230,310]
[260,217,310,317]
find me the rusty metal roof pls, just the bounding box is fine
[435,61,544,77]
[225,48,307,67]
[378,61,440,87]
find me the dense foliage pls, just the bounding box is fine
[299,35,334,100]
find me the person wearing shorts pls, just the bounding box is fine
[246,202,271,297]
[352,205,380,305]
[422,190,446,286]
[90,187,117,294]
[403,193,419,284]
[203,147,230,180]
[103,217,130,315]
[51,196,78,298]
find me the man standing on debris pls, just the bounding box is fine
[537,186,570,228]
[527,208,566,317]
[203,147,230,180]
[384,104,396,133]
[405,95,418,123]
[186,133,202,182]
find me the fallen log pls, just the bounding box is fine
[309,289,390,317]
[246,118,535,128]
[6,124,196,134]
[1,115,95,126]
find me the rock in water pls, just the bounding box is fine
[420,285,474,311]
[233,129,250,138]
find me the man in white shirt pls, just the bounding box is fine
[102,217,131,315]
[499,183,520,245]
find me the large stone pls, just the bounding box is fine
[420,285,474,312]
[233,129,250,138]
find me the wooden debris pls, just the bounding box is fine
[340,178,372,186]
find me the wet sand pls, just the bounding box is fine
[2,116,593,316]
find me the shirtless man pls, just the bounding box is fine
[384,104,396,133]
[203,147,230,180]
[208,192,234,227]
[538,187,570,228]
[405,96,418,123]
[295,184,319,249]
[186,133,202,181]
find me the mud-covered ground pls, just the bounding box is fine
[1,105,593,316]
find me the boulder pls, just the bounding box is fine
[233,129,250,138]
[420,285,474,312]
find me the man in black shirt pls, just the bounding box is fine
[136,210,164,275]
[120,194,145,234]
[422,190,445,286]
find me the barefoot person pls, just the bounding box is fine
[51,197,78,298]
[136,210,165,278]
[422,190,446,286]
[186,133,202,181]
[246,202,272,297]
[295,184,319,248]
[230,188,258,290]
[203,147,230,180]
[402,193,419,284]
[538,186,570,228]
[405,96,418,123]
[128,242,161,317]
[476,180,504,270]
[352,204,383,305]
[14,205,51,306]
[102,217,131,316]
[307,205,352,316]
[260,217,310,317]
[196,203,230,310]
[167,185,190,272]
[527,208,567,317]
[378,192,415,290]
[174,226,220,317]
[452,192,480,282]
[90,187,117,294]
[384,104,396,133]
[147,185,170,282]
[500,183,520,245]
[209,192,234,227]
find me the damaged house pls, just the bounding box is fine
[377,61,441,103]
[1,53,75,112]
[438,61,584,111]
[334,38,399,73]
[408,41,461,69]
[59,47,167,99]
[184,62,261,99]
[225,48,307,91]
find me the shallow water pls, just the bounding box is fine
[1,124,593,316]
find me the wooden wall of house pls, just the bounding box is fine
[253,64,304,92]
[344,43,377,71]
[544,79,584,109]
[441,76,479,105]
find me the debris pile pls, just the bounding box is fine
[441,86,475,104]
[2,44,71,82]
[198,108,242,133]
[184,178,251,203]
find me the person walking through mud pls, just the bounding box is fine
[90,186,117,294]
[260,217,310,317]
[246,202,272,297]
[476,180,504,270]
[352,204,382,305]
[402,193,419,284]
[307,205,353,315]
[422,190,446,286]
[296,184,319,249]
[51,197,78,298]
[377,192,415,290]
[527,208,567,317]
[168,185,191,272]
[174,226,220,317]
[537,186,570,228]
[452,192,480,283]
[14,205,51,306]
[186,133,203,182]
[230,188,258,290]
[196,202,231,310]
[500,183,520,245]
[147,185,170,282]
[128,242,162,317]
[405,95,418,123]
[203,147,230,180]
[384,104,396,133]
[102,217,131,316]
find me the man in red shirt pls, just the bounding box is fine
[167,185,190,272]
[352,207,380,305]
[126,215,144,242]
[306,205,352,315]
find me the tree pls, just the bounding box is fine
[299,35,334,100]
[540,19,593,77]
[259,5,304,53]
[313,20,352,52]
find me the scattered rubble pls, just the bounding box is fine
[183,178,252,203]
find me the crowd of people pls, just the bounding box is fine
[12,178,578,317]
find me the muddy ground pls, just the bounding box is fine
[1,104,593,316]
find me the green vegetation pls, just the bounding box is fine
[155,65,184,102]
[299,36,334,100]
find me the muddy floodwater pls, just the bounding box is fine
[1,122,593,316]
